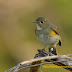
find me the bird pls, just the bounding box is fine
[33,17,61,55]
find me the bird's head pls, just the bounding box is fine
[33,17,49,30]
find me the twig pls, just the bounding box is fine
[30,49,72,72]
[5,49,72,72]
[18,54,72,66]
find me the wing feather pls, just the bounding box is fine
[50,23,61,46]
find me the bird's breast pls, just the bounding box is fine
[36,29,59,45]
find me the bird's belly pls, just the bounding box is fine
[37,34,59,45]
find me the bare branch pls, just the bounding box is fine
[5,49,72,72]
[18,54,72,66]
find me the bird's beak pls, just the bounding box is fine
[33,21,37,23]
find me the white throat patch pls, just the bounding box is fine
[36,24,42,30]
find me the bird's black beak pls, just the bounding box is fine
[33,21,37,23]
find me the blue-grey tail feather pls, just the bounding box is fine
[58,40,61,46]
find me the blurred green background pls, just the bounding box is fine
[0,0,72,72]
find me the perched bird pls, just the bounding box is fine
[34,17,61,55]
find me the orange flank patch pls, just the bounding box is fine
[50,30,57,36]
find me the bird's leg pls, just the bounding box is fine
[43,45,47,50]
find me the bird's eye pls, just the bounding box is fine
[40,21,44,24]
